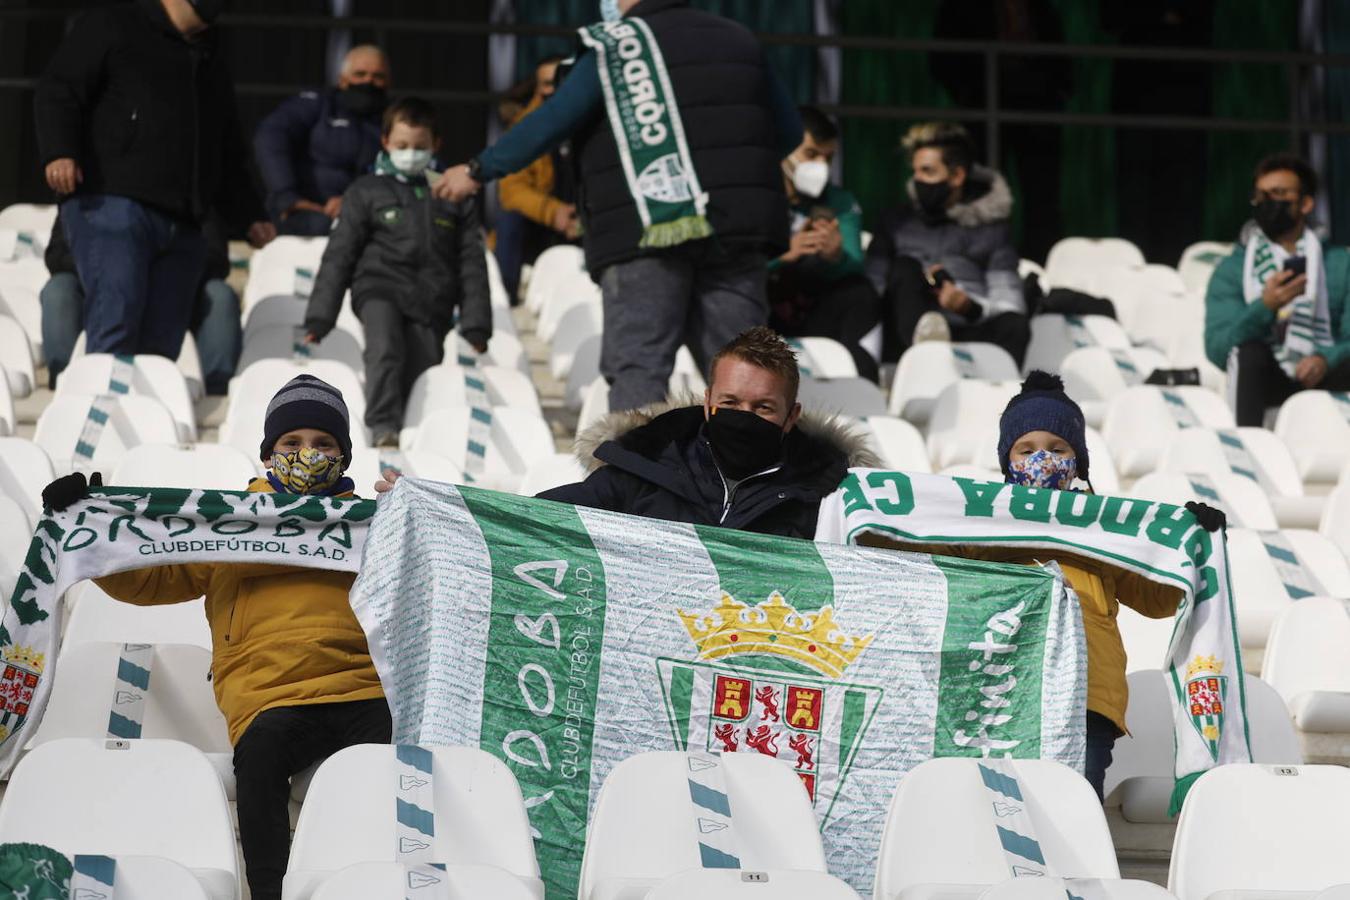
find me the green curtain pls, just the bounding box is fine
[1051,0,1115,239]
[1329,1,1350,245]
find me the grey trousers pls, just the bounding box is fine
[599,248,768,412]
[358,298,445,434]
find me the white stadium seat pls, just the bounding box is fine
[1262,597,1350,735]
[0,202,58,237]
[63,581,212,650]
[1060,345,1171,428]
[550,301,604,380]
[1177,241,1233,294]
[447,330,531,377]
[1320,481,1350,562]
[669,344,708,398]
[403,363,541,430]
[525,244,587,313]
[362,448,464,489]
[57,353,198,443]
[110,443,260,490]
[0,494,31,599]
[0,312,35,397]
[283,744,541,900]
[1117,605,1177,673]
[537,270,601,344]
[243,292,364,348]
[1102,264,1189,350]
[28,641,233,795]
[798,376,888,418]
[1105,671,1301,825]
[1274,391,1350,487]
[564,333,603,411]
[1023,313,1132,378]
[0,281,43,362]
[1168,764,1350,900]
[977,877,1176,900]
[888,343,1019,423]
[1159,427,1318,528]
[1044,237,1145,286]
[35,393,180,474]
[874,757,1119,900]
[1129,472,1277,532]
[402,407,555,493]
[580,751,836,900]
[0,436,55,523]
[789,336,859,379]
[1102,386,1236,478]
[243,235,328,310]
[236,325,365,376]
[1223,528,1350,650]
[0,738,238,900]
[577,377,611,434]
[926,379,1019,470]
[221,359,369,452]
[310,861,539,900]
[1163,296,1228,394]
[518,452,586,496]
[860,415,932,473]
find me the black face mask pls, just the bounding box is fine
[913,179,952,221]
[1253,198,1299,241]
[705,408,787,481]
[339,82,388,118]
[189,0,225,24]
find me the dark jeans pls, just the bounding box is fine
[60,194,208,358]
[600,245,768,412]
[1232,340,1350,427]
[881,254,1030,366]
[495,210,564,305]
[234,698,392,900]
[1085,710,1119,803]
[358,298,446,435]
[39,272,242,393]
[769,269,882,383]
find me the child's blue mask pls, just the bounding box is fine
[1007,449,1077,491]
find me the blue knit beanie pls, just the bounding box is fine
[997,371,1089,481]
[259,375,353,471]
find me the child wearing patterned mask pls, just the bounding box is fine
[995,372,1189,800]
[83,375,387,900]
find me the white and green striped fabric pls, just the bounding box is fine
[351,478,1086,899]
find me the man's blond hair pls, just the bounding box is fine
[708,327,801,404]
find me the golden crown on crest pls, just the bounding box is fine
[1186,654,1224,679]
[1,645,44,672]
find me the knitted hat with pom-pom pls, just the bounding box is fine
[996,371,1089,481]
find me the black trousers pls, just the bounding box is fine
[881,254,1030,367]
[358,298,447,435]
[1084,710,1120,803]
[768,270,882,383]
[234,698,393,900]
[1232,340,1350,427]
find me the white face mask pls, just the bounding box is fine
[600,0,622,22]
[389,147,432,176]
[792,158,830,199]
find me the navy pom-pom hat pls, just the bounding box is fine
[996,371,1089,482]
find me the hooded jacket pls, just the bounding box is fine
[33,0,264,230]
[538,404,877,538]
[864,165,1024,323]
[93,478,384,744]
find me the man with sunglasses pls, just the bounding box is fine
[1205,152,1350,425]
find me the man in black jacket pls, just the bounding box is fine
[435,0,801,413]
[538,327,875,538]
[304,98,490,447]
[34,0,274,360]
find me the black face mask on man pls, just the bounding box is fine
[1253,198,1299,241]
[913,179,952,221]
[339,82,388,118]
[705,408,786,481]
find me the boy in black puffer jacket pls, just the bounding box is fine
[305,96,491,446]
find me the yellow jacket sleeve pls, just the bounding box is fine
[1115,569,1183,619]
[499,153,562,228]
[95,564,214,606]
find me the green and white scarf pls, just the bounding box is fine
[1242,229,1333,379]
[579,18,713,248]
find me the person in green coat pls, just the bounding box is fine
[1204,152,1350,425]
[768,106,882,382]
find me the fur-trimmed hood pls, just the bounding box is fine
[573,400,881,474]
[905,164,1013,228]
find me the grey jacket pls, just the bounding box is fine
[865,166,1024,322]
[305,171,492,346]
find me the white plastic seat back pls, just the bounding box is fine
[977,877,1177,900]
[519,452,585,496]
[222,359,369,452]
[1275,391,1350,485]
[0,436,54,523]
[1225,529,1299,649]
[1159,427,1304,499]
[0,493,30,595]
[0,283,43,363]
[1130,472,1277,532]
[1105,671,1301,824]
[1319,483,1350,562]
[926,380,1020,469]
[35,394,180,474]
[646,868,861,900]
[861,415,932,472]
[111,443,260,490]
[538,270,601,343]
[578,378,611,434]
[1168,764,1350,900]
[549,300,604,381]
[403,364,542,429]
[56,354,197,442]
[30,641,229,754]
[579,752,827,900]
[1261,597,1350,730]
[798,376,887,418]
[310,861,539,900]
[525,244,587,313]
[0,202,58,236]
[670,344,708,398]
[1104,265,1189,349]
[404,408,554,492]
[564,334,604,411]
[1045,237,1145,285]
[447,330,530,377]
[1177,241,1234,293]
[873,757,1118,900]
[1023,314,1131,377]
[1117,605,1177,675]
[0,738,237,900]
[243,292,364,347]
[243,235,328,310]
[1102,386,1236,478]
[789,337,858,379]
[1060,345,1171,427]
[63,581,212,650]
[0,312,35,397]
[237,326,365,376]
[889,343,1018,422]
[284,744,541,900]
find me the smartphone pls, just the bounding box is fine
[927,267,954,289]
[1284,256,1307,277]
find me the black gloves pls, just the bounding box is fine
[1185,500,1227,533]
[42,471,102,513]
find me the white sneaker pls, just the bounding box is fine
[912,310,951,345]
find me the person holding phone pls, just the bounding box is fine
[1205,153,1350,425]
[768,106,882,382]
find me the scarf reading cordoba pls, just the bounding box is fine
[1241,228,1333,380]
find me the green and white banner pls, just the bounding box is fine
[815,469,1252,814]
[0,487,373,776]
[352,479,1086,899]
